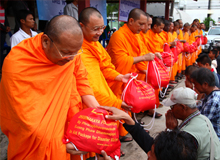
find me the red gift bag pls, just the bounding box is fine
[162,43,175,67]
[202,36,207,45]
[147,57,170,89]
[183,42,190,52]
[63,108,121,160]
[121,73,156,113]
[171,47,178,62]
[176,41,184,55]
[196,37,202,46]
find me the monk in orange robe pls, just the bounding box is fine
[0,16,99,160]
[145,17,168,107]
[182,23,191,67]
[78,8,132,146]
[176,19,187,72]
[107,9,155,99]
[192,19,203,58]
[189,24,198,64]
[135,14,163,117]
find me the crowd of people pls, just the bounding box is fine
[0,2,220,160]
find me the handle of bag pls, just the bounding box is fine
[70,142,84,160]
[152,60,168,98]
[121,74,138,101]
[133,104,157,130]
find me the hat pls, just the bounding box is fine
[162,87,198,107]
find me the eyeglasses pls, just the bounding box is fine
[85,24,106,33]
[47,35,83,59]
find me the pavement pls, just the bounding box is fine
[0,77,185,160]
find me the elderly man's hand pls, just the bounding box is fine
[98,106,135,125]
[66,143,88,155]
[165,110,178,130]
[97,150,112,160]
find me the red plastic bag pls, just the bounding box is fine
[196,37,202,46]
[171,47,178,62]
[122,73,156,113]
[147,57,170,89]
[176,41,184,55]
[63,108,121,160]
[202,36,207,45]
[183,42,190,52]
[162,43,175,67]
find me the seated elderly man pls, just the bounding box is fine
[163,87,220,160]
[98,106,197,160]
[190,68,220,140]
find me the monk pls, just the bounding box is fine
[0,15,100,160]
[176,19,186,73]
[107,8,155,98]
[192,19,202,59]
[189,24,198,64]
[182,23,191,67]
[136,14,162,118]
[78,8,133,158]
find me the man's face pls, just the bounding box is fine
[183,26,190,32]
[22,14,35,28]
[43,31,83,66]
[201,24,206,30]
[192,81,205,93]
[197,62,209,69]
[173,25,179,32]
[129,14,148,34]
[209,51,215,60]
[81,14,105,42]
[190,26,197,33]
[185,75,194,89]
[147,145,157,160]
[142,17,152,34]
[169,23,174,32]
[178,20,183,28]
[153,23,164,34]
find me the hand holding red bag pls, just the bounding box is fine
[63,108,121,160]
[121,73,156,113]
[162,43,175,67]
[147,57,170,89]
[183,42,190,52]
[176,41,184,55]
[201,35,207,45]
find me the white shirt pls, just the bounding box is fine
[10,28,38,48]
[63,3,78,20]
[212,59,217,73]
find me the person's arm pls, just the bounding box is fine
[114,73,131,83]
[99,106,154,154]
[81,95,99,108]
[133,53,155,64]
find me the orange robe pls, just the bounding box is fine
[107,24,140,98]
[81,39,122,109]
[135,31,150,81]
[168,32,178,81]
[189,32,197,64]
[0,33,94,160]
[145,29,167,106]
[183,31,191,67]
[177,29,184,72]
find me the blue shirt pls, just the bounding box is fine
[197,90,220,140]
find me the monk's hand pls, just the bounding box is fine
[66,143,88,155]
[97,150,112,160]
[121,73,132,83]
[155,52,162,60]
[165,110,178,130]
[143,53,155,61]
[98,106,135,125]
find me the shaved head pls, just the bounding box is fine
[174,21,179,27]
[127,8,147,22]
[184,23,190,27]
[79,7,102,25]
[44,15,82,43]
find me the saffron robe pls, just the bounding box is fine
[0,33,94,160]
[177,29,183,72]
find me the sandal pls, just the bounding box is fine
[120,151,125,157]
[146,112,162,118]
[120,136,133,142]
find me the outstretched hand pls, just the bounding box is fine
[122,73,132,83]
[98,106,135,125]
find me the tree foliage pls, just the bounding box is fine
[203,17,216,31]
[107,3,119,17]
